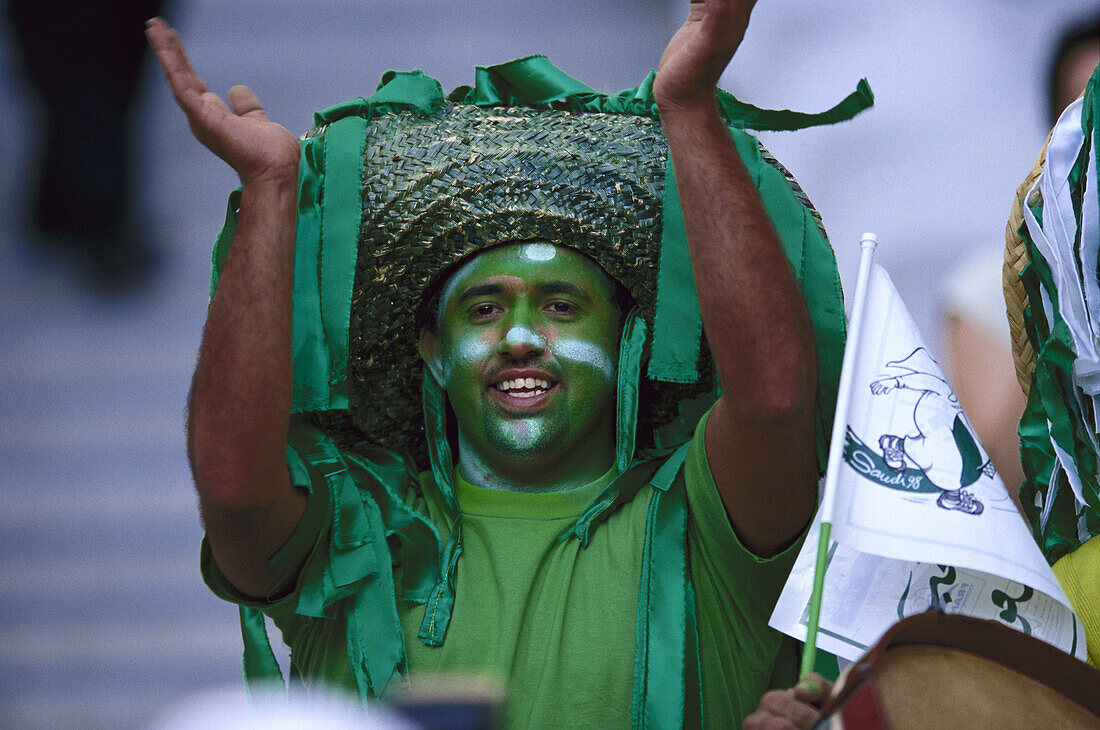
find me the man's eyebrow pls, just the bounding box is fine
[455,282,506,303]
[452,280,595,308]
[534,281,593,301]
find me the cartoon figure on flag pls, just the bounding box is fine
[869,347,996,515]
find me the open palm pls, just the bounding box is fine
[146,18,300,186]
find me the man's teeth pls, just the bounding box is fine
[496,377,552,395]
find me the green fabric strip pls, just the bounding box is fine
[451,55,596,106]
[566,449,675,547]
[343,442,444,604]
[422,370,458,513]
[319,116,367,410]
[417,520,463,647]
[648,153,700,384]
[715,78,874,132]
[449,57,872,132]
[417,370,463,646]
[617,310,647,471]
[631,488,666,729]
[208,137,336,415]
[240,606,283,689]
[684,574,703,729]
[291,434,406,697]
[796,214,846,474]
[289,135,326,411]
[631,441,692,729]
[229,423,404,697]
[210,188,241,297]
[313,70,445,127]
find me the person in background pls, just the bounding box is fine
[6,0,163,291]
[937,14,1098,516]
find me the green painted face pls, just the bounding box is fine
[421,242,622,492]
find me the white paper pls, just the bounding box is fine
[771,516,1088,662]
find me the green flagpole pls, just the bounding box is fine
[800,233,879,677]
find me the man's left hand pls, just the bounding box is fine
[654,0,757,112]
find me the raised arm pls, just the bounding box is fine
[146,18,306,596]
[654,0,818,556]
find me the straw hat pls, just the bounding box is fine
[336,103,686,461]
[310,102,823,465]
[1003,134,1050,397]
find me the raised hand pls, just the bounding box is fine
[145,17,300,186]
[654,0,757,112]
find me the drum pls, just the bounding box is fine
[817,612,1100,729]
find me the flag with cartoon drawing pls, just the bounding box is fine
[770,263,1087,662]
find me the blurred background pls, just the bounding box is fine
[0,0,1096,727]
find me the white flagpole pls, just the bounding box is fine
[800,232,880,677]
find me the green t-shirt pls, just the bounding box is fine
[203,413,803,728]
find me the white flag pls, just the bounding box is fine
[770,263,1088,662]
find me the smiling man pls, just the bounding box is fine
[420,242,622,493]
[148,1,861,726]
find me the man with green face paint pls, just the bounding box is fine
[420,243,623,493]
[149,1,859,726]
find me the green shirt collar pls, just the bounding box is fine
[454,465,618,519]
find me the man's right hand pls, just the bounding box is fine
[145,17,300,186]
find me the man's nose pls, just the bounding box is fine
[497,313,546,360]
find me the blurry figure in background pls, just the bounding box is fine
[1048,14,1100,129]
[5,0,163,291]
[939,12,1098,517]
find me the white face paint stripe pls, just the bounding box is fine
[453,338,491,365]
[503,417,544,446]
[505,326,545,349]
[553,339,614,381]
[438,338,492,386]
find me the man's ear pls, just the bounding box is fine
[419,327,446,386]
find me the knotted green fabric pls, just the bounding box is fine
[209,55,868,721]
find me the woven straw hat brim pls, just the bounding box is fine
[342,104,672,462]
[1004,131,1052,397]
